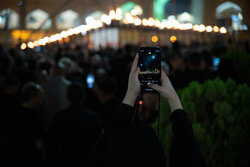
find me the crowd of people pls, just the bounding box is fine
[0,38,249,167]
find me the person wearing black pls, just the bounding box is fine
[2,82,44,167]
[89,54,206,167]
[46,83,102,167]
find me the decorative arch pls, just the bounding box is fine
[56,9,80,30]
[86,10,104,21]
[25,9,51,29]
[216,1,242,19]
[120,1,143,16]
[0,8,19,29]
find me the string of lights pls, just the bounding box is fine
[20,7,228,50]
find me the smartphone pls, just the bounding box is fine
[138,47,161,93]
[213,57,220,71]
[86,74,95,88]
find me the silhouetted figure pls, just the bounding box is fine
[46,83,102,167]
[43,57,73,131]
[186,52,204,83]
[88,54,206,167]
[2,82,44,167]
[85,76,120,130]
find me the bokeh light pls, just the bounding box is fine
[151,36,158,43]
[170,36,177,43]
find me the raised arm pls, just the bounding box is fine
[149,72,207,167]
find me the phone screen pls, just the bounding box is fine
[138,47,161,88]
[213,57,220,71]
[86,74,95,88]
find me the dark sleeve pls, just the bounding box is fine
[45,115,62,167]
[170,109,207,167]
[104,103,135,135]
[87,103,135,167]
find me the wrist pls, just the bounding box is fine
[168,96,183,113]
[123,91,138,106]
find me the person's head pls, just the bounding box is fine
[94,76,118,104]
[21,82,44,109]
[138,93,159,124]
[95,76,118,95]
[188,52,201,70]
[200,50,212,71]
[67,82,85,105]
[54,57,73,76]
[3,76,20,97]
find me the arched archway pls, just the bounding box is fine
[216,1,244,30]
[216,1,242,19]
[56,10,80,30]
[0,8,19,29]
[120,1,143,16]
[25,9,51,29]
[85,10,104,22]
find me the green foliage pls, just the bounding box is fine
[220,49,250,84]
[155,78,250,167]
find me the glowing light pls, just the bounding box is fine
[96,20,103,28]
[180,23,193,30]
[49,35,56,42]
[28,42,34,48]
[206,26,213,32]
[213,26,219,32]
[170,36,177,43]
[101,14,111,25]
[86,16,95,25]
[154,19,161,27]
[72,27,81,35]
[220,27,227,33]
[148,17,154,26]
[193,24,199,31]
[125,12,134,24]
[172,20,180,29]
[165,21,173,29]
[109,10,116,20]
[123,19,129,24]
[142,18,148,26]
[134,5,143,15]
[43,37,49,43]
[38,39,46,45]
[151,36,158,43]
[139,100,143,105]
[67,29,74,36]
[134,17,141,26]
[115,7,122,20]
[60,31,68,38]
[55,33,62,41]
[131,9,137,16]
[177,12,193,23]
[33,41,39,47]
[238,13,243,20]
[20,43,27,50]
[199,24,206,32]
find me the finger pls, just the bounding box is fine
[161,70,168,82]
[148,83,161,91]
[135,67,140,76]
[131,54,139,71]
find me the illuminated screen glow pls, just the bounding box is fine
[138,48,161,84]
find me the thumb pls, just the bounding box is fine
[135,67,140,75]
[148,83,161,91]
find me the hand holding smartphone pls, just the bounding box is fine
[138,47,161,93]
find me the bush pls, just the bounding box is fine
[219,49,250,85]
[154,78,250,167]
